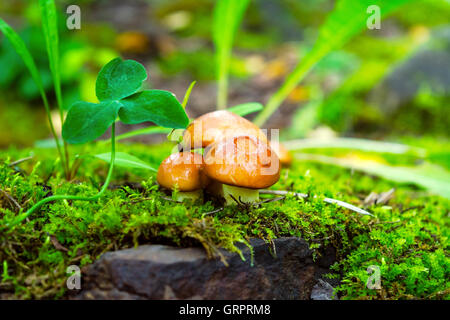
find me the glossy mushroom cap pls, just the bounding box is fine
[204,136,280,189]
[270,141,293,167]
[182,110,267,149]
[157,152,210,191]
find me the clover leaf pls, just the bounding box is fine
[62,58,189,145]
[62,101,122,144]
[119,90,189,129]
[95,58,147,102]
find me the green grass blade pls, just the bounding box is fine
[0,18,46,100]
[213,0,250,109]
[39,0,63,115]
[228,102,263,117]
[284,137,427,157]
[34,138,65,149]
[295,153,450,199]
[182,81,196,109]
[0,18,64,163]
[254,0,417,126]
[39,0,70,178]
[95,152,157,172]
[114,126,172,142]
[39,0,64,114]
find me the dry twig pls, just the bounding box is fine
[0,188,22,212]
[8,156,33,167]
[260,189,374,216]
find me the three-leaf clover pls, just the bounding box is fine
[62,58,189,144]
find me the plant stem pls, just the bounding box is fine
[63,141,71,180]
[39,0,71,179]
[6,124,116,229]
[217,72,228,110]
[53,56,70,179]
[41,89,68,175]
[53,84,71,179]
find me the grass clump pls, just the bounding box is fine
[0,142,449,300]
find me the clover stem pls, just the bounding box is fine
[6,123,116,230]
[63,140,71,180]
[41,91,69,178]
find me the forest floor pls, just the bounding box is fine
[0,141,448,300]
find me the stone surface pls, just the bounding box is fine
[310,279,337,300]
[72,237,336,300]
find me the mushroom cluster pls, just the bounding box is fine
[204,135,280,205]
[157,151,209,202]
[157,110,291,205]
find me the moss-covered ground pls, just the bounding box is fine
[0,141,448,300]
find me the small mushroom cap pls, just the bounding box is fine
[157,152,210,191]
[270,141,293,167]
[182,110,267,149]
[204,136,280,189]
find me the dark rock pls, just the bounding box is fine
[314,246,340,289]
[310,279,337,300]
[317,245,337,268]
[73,237,337,300]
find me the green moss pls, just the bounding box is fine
[0,141,449,300]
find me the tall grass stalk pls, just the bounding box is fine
[39,0,71,178]
[0,18,65,172]
[213,0,250,109]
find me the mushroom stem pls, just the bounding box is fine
[174,190,203,202]
[222,184,259,205]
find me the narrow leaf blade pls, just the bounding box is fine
[95,152,157,172]
[182,80,196,109]
[213,0,250,109]
[228,102,263,117]
[0,18,46,99]
[39,0,63,110]
[114,126,172,142]
[284,137,427,156]
[295,153,450,199]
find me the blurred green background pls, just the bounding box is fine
[0,0,448,147]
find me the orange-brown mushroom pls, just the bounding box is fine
[203,136,280,205]
[182,110,267,150]
[157,152,209,201]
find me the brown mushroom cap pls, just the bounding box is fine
[157,152,210,191]
[204,136,280,189]
[182,110,267,149]
[270,141,293,167]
